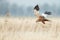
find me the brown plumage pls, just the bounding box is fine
[34,5,50,24]
[36,16,49,24]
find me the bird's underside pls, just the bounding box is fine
[36,16,49,24]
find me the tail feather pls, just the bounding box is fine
[44,19,49,21]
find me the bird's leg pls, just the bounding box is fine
[42,21,45,24]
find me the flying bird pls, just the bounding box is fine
[34,5,51,24]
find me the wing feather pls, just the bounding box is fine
[42,13,48,18]
[34,9,40,17]
[34,5,40,17]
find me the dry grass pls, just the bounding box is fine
[0,17,60,40]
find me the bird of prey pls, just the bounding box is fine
[34,5,51,24]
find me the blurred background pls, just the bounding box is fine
[0,0,60,17]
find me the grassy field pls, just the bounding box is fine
[0,17,60,40]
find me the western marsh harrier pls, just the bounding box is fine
[34,5,51,24]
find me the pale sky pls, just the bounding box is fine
[6,0,60,6]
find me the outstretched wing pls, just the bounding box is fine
[44,11,51,15]
[42,11,52,18]
[34,5,40,17]
[42,13,48,18]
